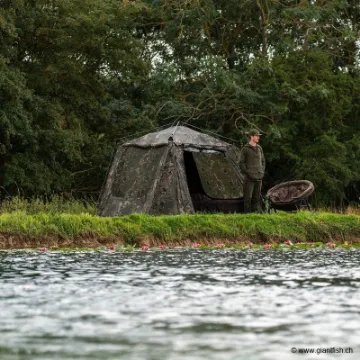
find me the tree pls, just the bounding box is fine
[1,0,150,197]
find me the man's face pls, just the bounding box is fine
[251,135,260,143]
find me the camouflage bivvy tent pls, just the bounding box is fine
[98,125,245,216]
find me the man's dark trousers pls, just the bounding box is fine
[243,178,262,213]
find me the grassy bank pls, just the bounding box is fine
[1,209,360,249]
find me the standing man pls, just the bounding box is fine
[239,129,265,213]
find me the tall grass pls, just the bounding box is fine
[0,196,97,215]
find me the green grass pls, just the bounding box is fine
[0,196,97,216]
[1,209,360,245]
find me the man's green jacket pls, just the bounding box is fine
[239,144,265,181]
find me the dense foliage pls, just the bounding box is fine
[1,0,359,206]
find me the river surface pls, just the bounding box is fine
[0,249,359,360]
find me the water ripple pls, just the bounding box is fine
[0,249,359,359]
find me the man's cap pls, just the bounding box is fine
[245,129,263,137]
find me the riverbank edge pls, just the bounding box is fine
[1,211,360,249]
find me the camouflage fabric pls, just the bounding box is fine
[98,146,170,216]
[193,152,242,199]
[124,125,229,150]
[98,125,245,216]
[150,146,194,215]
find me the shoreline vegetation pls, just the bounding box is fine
[1,198,360,250]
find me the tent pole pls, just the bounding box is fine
[168,121,180,142]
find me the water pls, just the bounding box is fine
[0,249,359,360]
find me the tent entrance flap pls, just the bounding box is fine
[183,150,244,213]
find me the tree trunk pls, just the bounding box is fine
[256,0,269,58]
